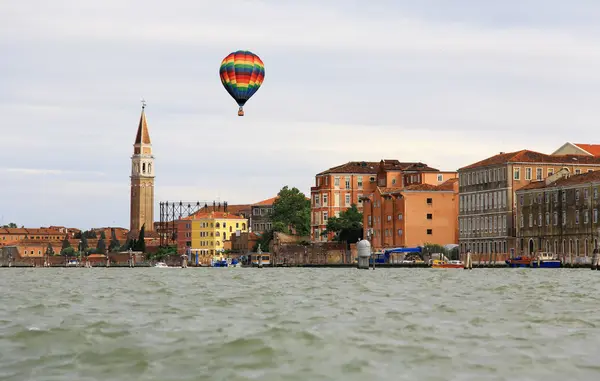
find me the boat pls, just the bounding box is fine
[531,252,561,268]
[154,262,169,268]
[210,256,241,267]
[505,256,533,268]
[431,259,463,268]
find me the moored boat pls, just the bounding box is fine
[431,259,463,268]
[154,262,169,268]
[505,256,533,268]
[531,252,561,268]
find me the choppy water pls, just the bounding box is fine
[1,268,600,380]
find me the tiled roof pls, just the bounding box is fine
[378,178,458,194]
[459,149,600,170]
[518,170,600,191]
[253,197,278,206]
[196,204,251,216]
[183,211,247,221]
[574,144,600,157]
[317,160,437,175]
[0,228,64,236]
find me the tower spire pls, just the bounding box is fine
[134,99,151,146]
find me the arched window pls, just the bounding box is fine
[142,162,146,173]
[148,163,152,173]
[223,233,227,240]
[215,223,220,228]
[242,223,246,230]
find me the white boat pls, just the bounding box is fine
[154,262,169,268]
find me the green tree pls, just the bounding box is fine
[80,233,89,251]
[96,234,106,254]
[133,224,146,252]
[1,222,17,228]
[60,235,71,255]
[61,246,75,257]
[45,243,55,256]
[272,186,310,236]
[109,229,121,251]
[323,203,363,245]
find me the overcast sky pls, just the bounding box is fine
[2,0,600,229]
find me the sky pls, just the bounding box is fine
[2,0,600,229]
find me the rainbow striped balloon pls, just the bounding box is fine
[219,50,265,116]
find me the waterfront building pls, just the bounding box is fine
[130,102,155,233]
[0,227,66,243]
[251,197,277,233]
[552,143,600,157]
[515,170,600,258]
[176,211,248,263]
[457,149,600,257]
[311,160,453,242]
[362,178,459,250]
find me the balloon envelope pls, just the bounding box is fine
[219,50,265,114]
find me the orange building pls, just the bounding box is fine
[0,227,66,244]
[362,178,459,250]
[311,160,454,242]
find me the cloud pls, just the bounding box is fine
[1,0,600,228]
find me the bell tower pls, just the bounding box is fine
[130,100,155,232]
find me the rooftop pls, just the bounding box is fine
[574,144,600,157]
[459,149,600,170]
[378,178,458,194]
[183,211,247,220]
[317,160,438,176]
[519,170,600,191]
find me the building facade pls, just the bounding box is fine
[130,103,155,232]
[362,179,459,250]
[251,197,276,233]
[177,211,248,261]
[310,160,452,242]
[515,170,600,258]
[458,149,600,257]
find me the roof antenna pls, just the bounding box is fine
[141,97,146,110]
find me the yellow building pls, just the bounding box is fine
[182,211,248,264]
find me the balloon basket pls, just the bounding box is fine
[238,108,244,116]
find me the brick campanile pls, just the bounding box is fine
[130,101,155,232]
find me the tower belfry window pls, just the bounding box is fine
[142,163,146,173]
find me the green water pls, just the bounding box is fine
[1,268,600,380]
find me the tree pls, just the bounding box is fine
[133,224,146,252]
[272,186,310,236]
[80,233,89,252]
[1,222,17,228]
[323,204,363,245]
[45,243,55,256]
[109,229,121,252]
[96,234,106,254]
[60,235,71,255]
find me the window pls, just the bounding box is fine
[426,198,432,205]
[357,194,363,204]
[314,195,319,205]
[538,213,542,226]
[426,229,433,235]
[575,210,580,224]
[545,212,550,226]
[345,194,350,205]
[387,215,392,221]
[553,212,558,226]
[594,209,598,224]
[595,188,598,199]
[392,179,396,185]
[345,177,350,189]
[548,168,554,176]
[529,214,533,227]
[323,212,328,222]
[576,190,580,201]
[398,229,403,236]
[427,213,433,220]
[562,191,566,202]
[525,167,532,180]
[536,168,542,180]
[584,189,589,199]
[554,192,558,203]
[334,177,340,187]
[323,194,328,205]
[358,177,363,188]
[519,195,524,205]
[398,213,403,220]
[437,174,443,182]
[514,167,521,180]
[575,169,581,175]
[584,210,589,224]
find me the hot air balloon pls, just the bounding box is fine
[219,50,265,116]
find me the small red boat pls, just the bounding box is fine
[505,256,533,268]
